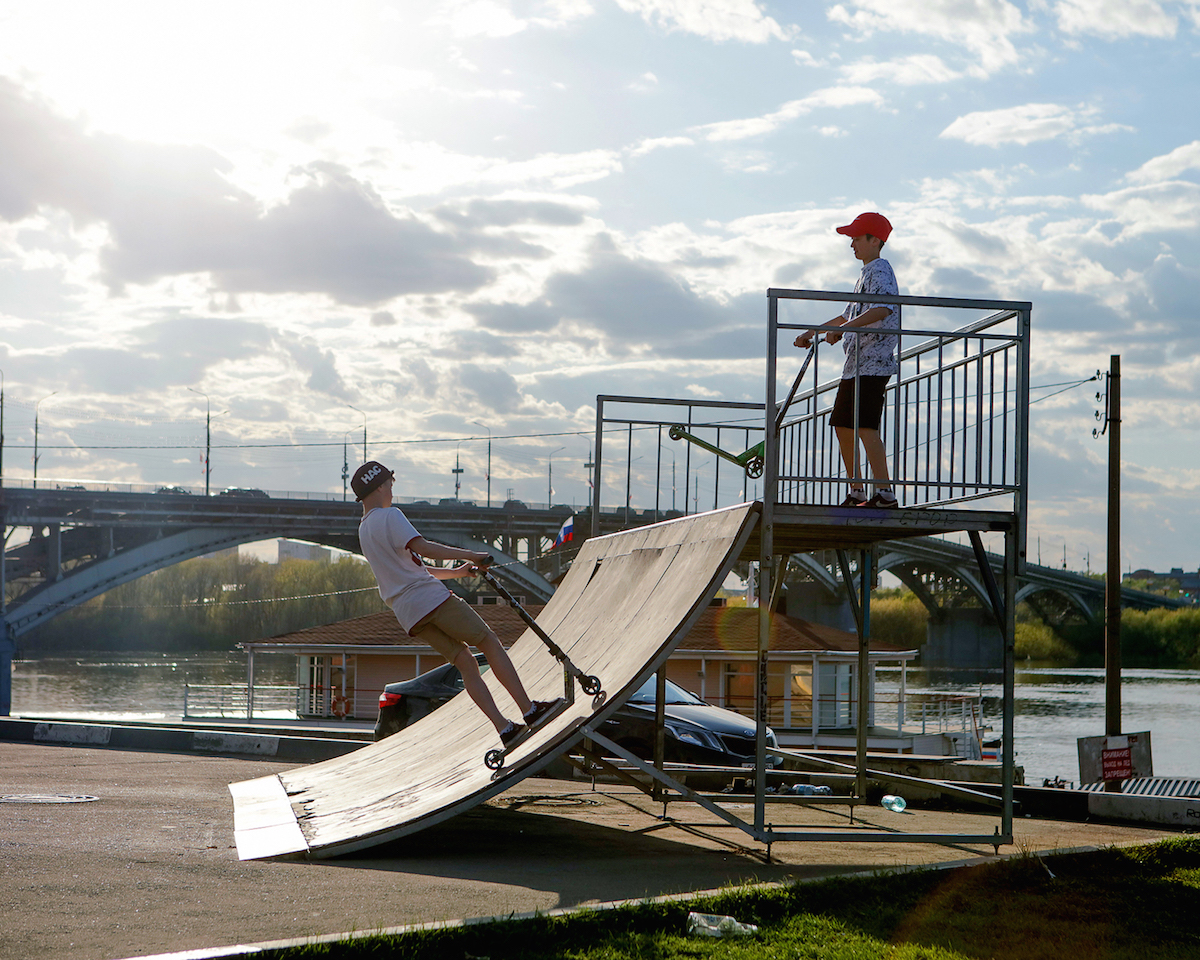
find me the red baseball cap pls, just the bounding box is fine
[836,212,892,242]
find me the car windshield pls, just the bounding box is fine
[625,676,705,705]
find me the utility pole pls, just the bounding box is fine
[1094,355,1122,791]
[0,367,5,488]
[453,440,464,500]
[1104,355,1121,739]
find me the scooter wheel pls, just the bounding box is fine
[580,674,602,696]
[745,457,764,479]
[484,749,505,770]
[668,425,685,441]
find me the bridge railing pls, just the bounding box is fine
[768,289,1031,511]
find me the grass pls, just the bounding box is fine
[273,837,1200,959]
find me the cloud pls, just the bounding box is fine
[433,197,587,228]
[614,0,794,43]
[696,86,882,141]
[940,102,1132,146]
[828,0,1032,77]
[840,54,961,86]
[629,136,696,157]
[18,316,274,394]
[468,236,741,352]
[455,363,523,412]
[1126,140,1200,184]
[284,338,349,398]
[1053,0,1177,39]
[0,79,505,305]
[1083,181,1200,235]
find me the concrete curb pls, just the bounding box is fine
[0,718,364,762]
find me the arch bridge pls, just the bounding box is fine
[787,537,1187,626]
[0,487,602,712]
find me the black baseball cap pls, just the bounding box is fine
[351,461,394,501]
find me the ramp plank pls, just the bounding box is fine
[229,503,759,859]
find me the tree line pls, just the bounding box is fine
[869,590,1200,668]
[23,554,388,653]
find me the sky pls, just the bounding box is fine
[1,0,1198,574]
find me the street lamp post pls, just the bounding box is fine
[341,431,355,501]
[547,446,564,508]
[33,391,58,489]
[473,421,491,507]
[347,404,367,463]
[187,387,214,496]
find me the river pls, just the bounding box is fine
[9,654,1200,784]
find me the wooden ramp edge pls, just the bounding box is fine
[229,502,761,860]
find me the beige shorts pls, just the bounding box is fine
[409,595,492,662]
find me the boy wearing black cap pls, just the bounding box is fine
[795,211,900,508]
[351,460,556,746]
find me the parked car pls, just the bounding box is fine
[154,486,192,495]
[375,655,778,767]
[218,487,269,498]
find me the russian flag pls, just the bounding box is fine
[551,515,574,550]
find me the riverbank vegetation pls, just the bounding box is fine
[22,553,387,652]
[869,588,1200,668]
[277,837,1200,959]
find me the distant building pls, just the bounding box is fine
[1125,567,1200,598]
[278,539,331,564]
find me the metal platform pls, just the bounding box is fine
[229,502,760,860]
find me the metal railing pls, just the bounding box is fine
[183,683,302,718]
[591,291,1031,534]
[767,289,1031,511]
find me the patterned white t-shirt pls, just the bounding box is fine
[840,257,900,378]
[358,506,449,631]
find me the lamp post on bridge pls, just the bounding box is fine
[473,421,491,508]
[347,404,367,463]
[547,446,564,508]
[33,391,57,490]
[187,387,216,496]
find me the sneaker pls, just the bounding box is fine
[522,698,564,728]
[858,491,898,508]
[840,490,867,506]
[499,721,526,747]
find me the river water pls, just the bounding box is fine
[9,654,1200,784]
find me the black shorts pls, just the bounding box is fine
[830,375,890,430]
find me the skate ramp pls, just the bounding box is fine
[230,502,760,859]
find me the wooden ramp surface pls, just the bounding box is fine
[229,503,760,859]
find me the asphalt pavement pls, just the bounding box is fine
[0,739,1181,960]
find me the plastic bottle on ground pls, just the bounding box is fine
[881,794,907,812]
[687,912,759,938]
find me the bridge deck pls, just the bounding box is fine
[229,502,761,860]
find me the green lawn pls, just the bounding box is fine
[280,837,1200,959]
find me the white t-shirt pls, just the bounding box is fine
[358,506,449,631]
[841,257,900,378]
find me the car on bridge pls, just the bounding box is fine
[218,487,269,498]
[375,654,778,768]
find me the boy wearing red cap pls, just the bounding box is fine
[350,460,557,747]
[795,211,900,508]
